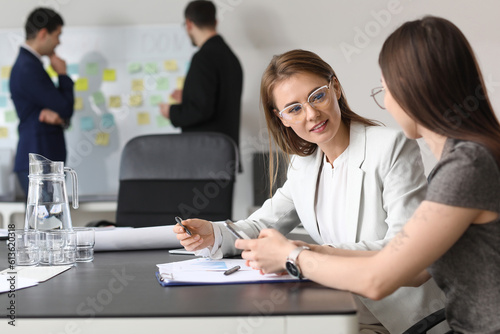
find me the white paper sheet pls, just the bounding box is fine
[0,266,72,283]
[0,272,38,294]
[94,226,181,252]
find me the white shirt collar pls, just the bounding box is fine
[21,44,42,62]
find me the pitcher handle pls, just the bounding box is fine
[64,167,79,209]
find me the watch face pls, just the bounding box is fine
[286,261,300,278]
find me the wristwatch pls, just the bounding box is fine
[285,246,310,279]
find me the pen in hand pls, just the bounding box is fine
[224,265,241,276]
[175,216,192,236]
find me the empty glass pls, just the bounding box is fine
[14,230,40,266]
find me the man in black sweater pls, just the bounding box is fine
[160,1,243,159]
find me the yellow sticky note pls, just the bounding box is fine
[0,127,8,138]
[168,96,178,104]
[164,60,178,71]
[95,132,110,146]
[129,94,143,107]
[176,76,185,90]
[74,97,83,110]
[75,78,89,91]
[137,112,150,125]
[131,79,144,91]
[109,96,122,108]
[1,66,12,79]
[102,69,116,81]
[46,65,58,78]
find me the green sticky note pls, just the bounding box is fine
[4,110,17,123]
[144,62,158,74]
[156,77,169,90]
[156,115,171,127]
[150,95,163,106]
[86,63,99,75]
[128,62,142,74]
[92,91,105,106]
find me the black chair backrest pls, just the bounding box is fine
[116,132,238,227]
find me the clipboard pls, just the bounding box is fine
[155,258,308,286]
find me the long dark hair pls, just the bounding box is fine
[379,16,500,165]
[261,49,379,193]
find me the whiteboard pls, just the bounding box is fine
[0,25,196,200]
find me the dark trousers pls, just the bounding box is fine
[16,170,29,198]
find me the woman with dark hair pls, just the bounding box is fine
[175,49,448,333]
[236,17,500,333]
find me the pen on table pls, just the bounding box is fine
[224,265,241,276]
[175,216,192,236]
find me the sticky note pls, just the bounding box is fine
[1,66,11,79]
[137,112,150,125]
[80,116,94,131]
[156,115,171,127]
[86,63,99,75]
[101,113,115,129]
[92,92,105,106]
[95,132,109,146]
[102,69,116,81]
[150,95,163,106]
[144,62,158,74]
[176,76,185,90]
[4,110,17,123]
[129,94,143,107]
[164,60,178,72]
[109,96,121,108]
[74,97,83,111]
[67,64,79,76]
[128,62,142,74]
[156,77,169,91]
[168,95,178,104]
[0,127,8,138]
[75,78,88,91]
[46,65,58,78]
[2,80,9,92]
[0,96,7,107]
[131,79,144,91]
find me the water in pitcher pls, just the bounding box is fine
[26,202,72,230]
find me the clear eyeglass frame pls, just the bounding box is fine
[371,86,386,110]
[277,82,332,123]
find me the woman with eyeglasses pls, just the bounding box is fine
[236,17,500,333]
[174,48,448,333]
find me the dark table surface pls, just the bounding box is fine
[0,236,356,319]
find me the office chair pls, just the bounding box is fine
[403,308,452,334]
[115,132,238,227]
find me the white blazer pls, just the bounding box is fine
[216,123,449,333]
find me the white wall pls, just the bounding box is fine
[1,0,500,223]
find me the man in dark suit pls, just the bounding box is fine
[159,0,243,162]
[10,7,74,196]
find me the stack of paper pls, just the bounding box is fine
[156,258,305,286]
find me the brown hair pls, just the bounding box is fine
[260,49,379,194]
[379,16,500,165]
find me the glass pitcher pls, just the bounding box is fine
[25,154,79,231]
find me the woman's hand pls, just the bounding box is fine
[235,229,296,274]
[173,219,215,251]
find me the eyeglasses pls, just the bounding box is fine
[277,82,332,124]
[371,86,385,109]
